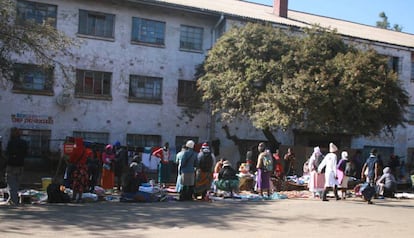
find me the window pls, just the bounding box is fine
[177,80,199,106]
[175,136,198,150]
[131,17,165,46]
[12,63,53,94]
[388,56,401,75]
[407,105,414,124]
[411,53,414,81]
[78,10,115,39]
[129,75,162,103]
[180,25,203,51]
[73,131,109,144]
[126,134,161,148]
[19,129,51,157]
[75,69,112,98]
[16,0,57,27]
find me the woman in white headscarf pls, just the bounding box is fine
[337,151,350,199]
[318,143,340,201]
[308,146,324,198]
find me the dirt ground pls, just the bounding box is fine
[1,195,414,238]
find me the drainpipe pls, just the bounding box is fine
[207,14,224,142]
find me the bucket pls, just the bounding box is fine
[42,177,52,191]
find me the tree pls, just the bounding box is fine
[0,0,75,85]
[197,23,408,152]
[376,12,403,32]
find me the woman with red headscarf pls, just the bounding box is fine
[69,138,88,202]
[101,144,115,190]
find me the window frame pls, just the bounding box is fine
[411,52,414,82]
[407,105,414,125]
[73,131,110,145]
[179,25,204,52]
[12,63,54,95]
[78,9,115,40]
[16,0,57,27]
[131,17,166,47]
[75,69,112,100]
[177,79,199,107]
[19,128,51,158]
[126,134,161,148]
[129,75,163,104]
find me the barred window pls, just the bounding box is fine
[75,69,112,98]
[129,75,162,103]
[20,129,51,157]
[12,63,53,94]
[180,25,203,51]
[132,17,165,46]
[78,10,115,39]
[73,131,109,145]
[126,134,161,148]
[16,0,57,27]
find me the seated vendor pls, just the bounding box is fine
[215,160,239,196]
[122,155,148,193]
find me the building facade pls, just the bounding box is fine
[1,0,414,168]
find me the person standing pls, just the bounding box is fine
[318,142,340,201]
[256,142,272,197]
[179,140,197,201]
[175,145,187,193]
[6,128,28,205]
[308,146,324,198]
[361,149,379,186]
[194,142,214,200]
[101,144,116,190]
[273,149,283,178]
[153,142,171,187]
[283,147,296,176]
[113,141,128,190]
[69,138,88,203]
[337,151,350,199]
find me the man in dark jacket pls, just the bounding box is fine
[6,128,28,205]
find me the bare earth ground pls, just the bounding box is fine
[1,196,414,238]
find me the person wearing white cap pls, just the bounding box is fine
[179,140,197,201]
[318,142,340,201]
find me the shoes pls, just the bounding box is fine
[322,199,329,202]
[367,200,373,204]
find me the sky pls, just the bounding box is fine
[247,0,414,34]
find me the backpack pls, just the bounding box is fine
[262,155,273,172]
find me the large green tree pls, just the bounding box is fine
[198,23,409,148]
[0,0,75,84]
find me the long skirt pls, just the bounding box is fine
[101,168,115,190]
[158,162,170,184]
[72,164,89,193]
[256,169,270,190]
[194,170,213,194]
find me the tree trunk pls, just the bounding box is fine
[262,128,281,152]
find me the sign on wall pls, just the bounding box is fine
[11,113,54,125]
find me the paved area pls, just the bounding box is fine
[1,196,414,238]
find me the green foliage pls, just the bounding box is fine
[376,12,403,32]
[198,23,409,136]
[0,0,76,84]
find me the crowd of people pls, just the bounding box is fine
[0,129,406,205]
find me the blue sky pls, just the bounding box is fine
[247,0,414,34]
